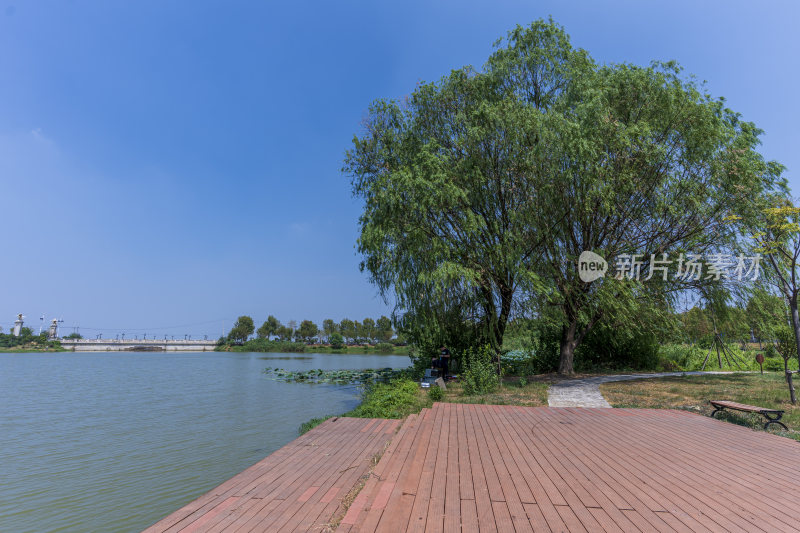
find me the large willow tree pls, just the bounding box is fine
[345,19,782,374]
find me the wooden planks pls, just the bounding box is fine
[144,403,800,532]
[345,403,800,533]
[142,416,398,533]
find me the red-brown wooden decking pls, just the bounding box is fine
[145,403,800,532]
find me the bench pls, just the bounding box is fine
[709,400,787,431]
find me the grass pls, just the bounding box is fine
[298,415,335,434]
[599,372,800,441]
[344,379,432,419]
[299,374,550,433]
[438,380,550,406]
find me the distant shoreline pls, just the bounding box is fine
[218,344,410,356]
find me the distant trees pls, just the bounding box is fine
[63,332,83,340]
[361,318,376,343]
[296,320,319,343]
[229,315,394,345]
[322,319,338,340]
[376,316,392,342]
[329,332,345,349]
[228,316,255,344]
[257,315,281,339]
[746,289,786,348]
[339,318,355,343]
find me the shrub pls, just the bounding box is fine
[765,344,779,359]
[375,342,394,353]
[329,332,345,350]
[576,325,660,372]
[346,379,426,418]
[763,357,786,371]
[462,345,499,395]
[428,385,444,401]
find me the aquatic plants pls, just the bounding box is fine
[264,367,408,385]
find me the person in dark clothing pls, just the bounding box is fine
[439,345,450,380]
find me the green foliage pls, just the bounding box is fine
[228,315,255,344]
[63,332,83,340]
[746,289,787,343]
[376,315,393,342]
[428,385,444,401]
[575,323,660,372]
[346,379,428,419]
[462,345,499,395]
[234,338,306,352]
[322,319,338,338]
[657,343,797,372]
[299,415,334,435]
[266,367,408,385]
[763,357,787,372]
[296,320,319,343]
[339,318,355,343]
[765,344,779,359]
[345,18,784,375]
[775,326,797,372]
[329,332,345,349]
[0,330,62,350]
[257,315,281,339]
[374,342,394,353]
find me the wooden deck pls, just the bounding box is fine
[145,403,800,532]
[143,416,402,533]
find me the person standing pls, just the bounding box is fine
[439,345,450,380]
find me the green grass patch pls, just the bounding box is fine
[344,379,431,419]
[600,372,800,441]
[438,380,550,407]
[299,414,335,435]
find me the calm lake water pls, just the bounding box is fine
[0,351,410,532]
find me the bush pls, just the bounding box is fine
[765,344,779,359]
[428,385,444,401]
[346,379,426,418]
[576,325,660,372]
[763,357,786,371]
[462,345,499,395]
[329,332,345,350]
[375,342,394,353]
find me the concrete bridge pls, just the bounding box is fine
[59,338,217,352]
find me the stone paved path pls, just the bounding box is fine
[547,371,734,407]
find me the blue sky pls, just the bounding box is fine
[1,0,798,338]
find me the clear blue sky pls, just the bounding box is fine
[1,0,797,337]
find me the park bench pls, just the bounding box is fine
[709,400,787,431]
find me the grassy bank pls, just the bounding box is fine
[299,378,431,434]
[599,372,800,440]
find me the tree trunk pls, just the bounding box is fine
[558,320,578,376]
[791,296,800,375]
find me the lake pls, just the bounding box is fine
[0,351,410,532]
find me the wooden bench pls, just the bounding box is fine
[710,400,787,431]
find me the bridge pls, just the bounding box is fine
[59,338,217,352]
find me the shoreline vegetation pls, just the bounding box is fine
[298,369,799,441]
[216,338,409,355]
[0,331,65,352]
